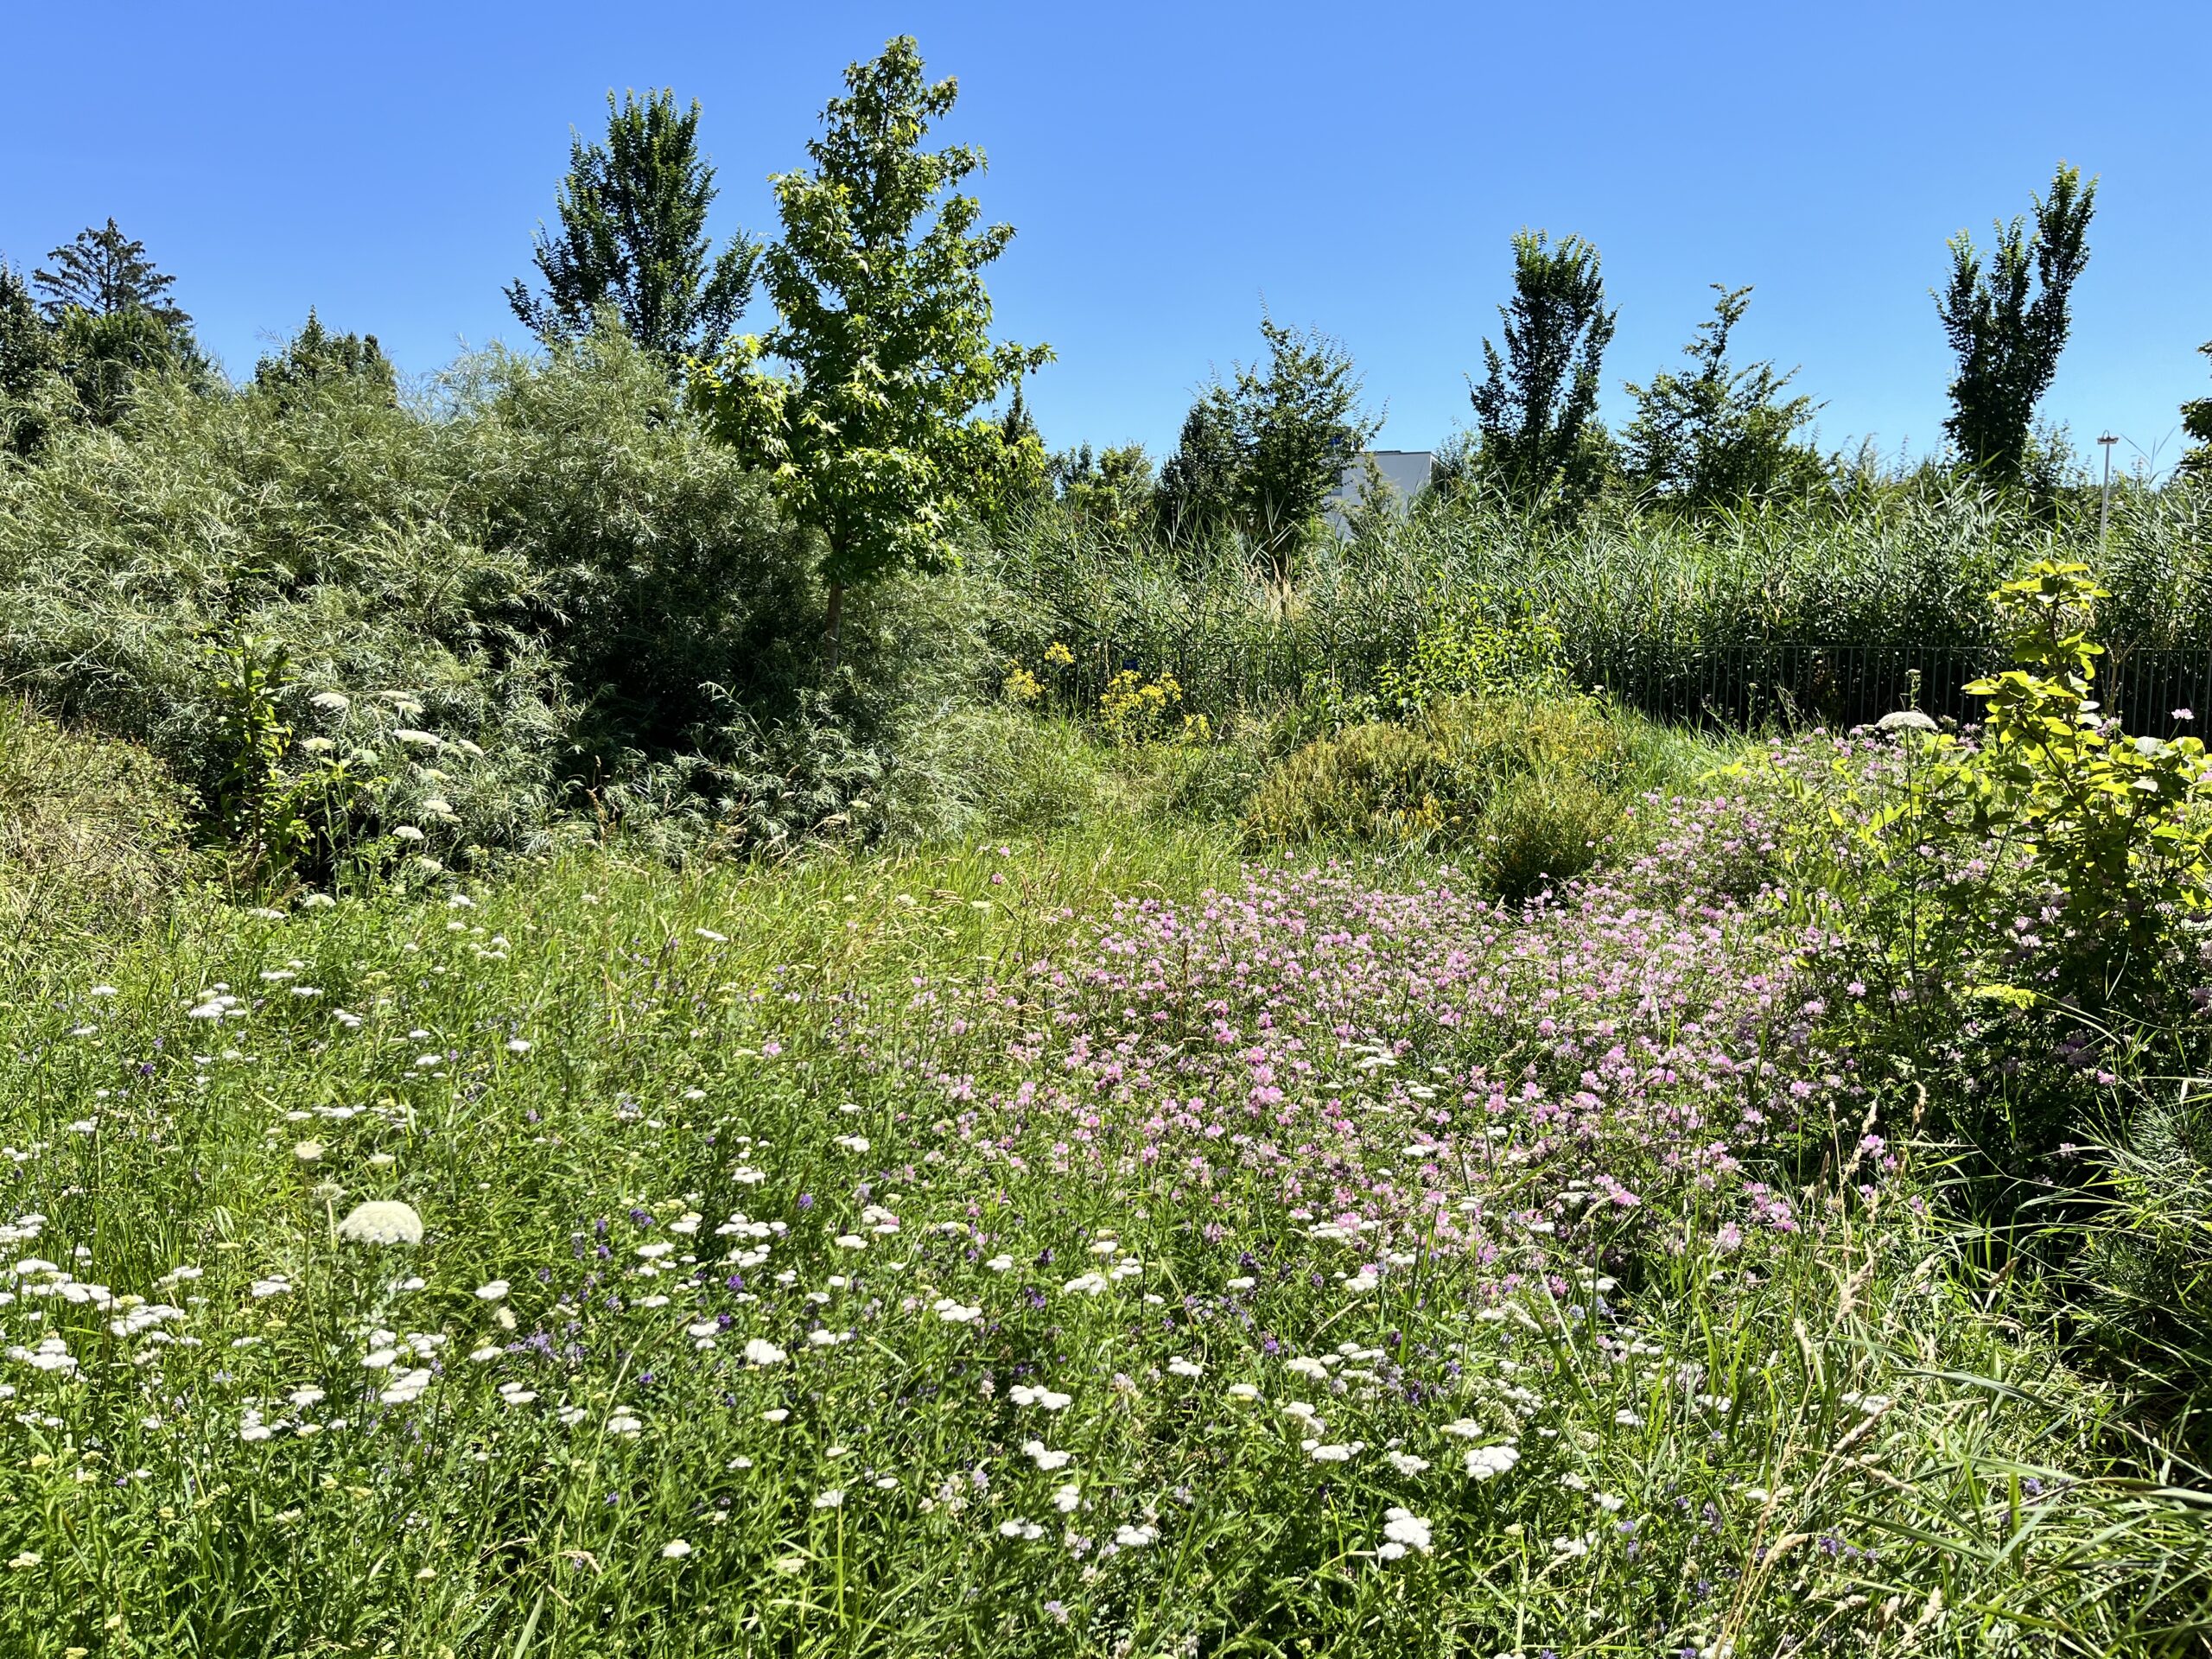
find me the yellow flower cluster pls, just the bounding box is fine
[1100,670,1185,746]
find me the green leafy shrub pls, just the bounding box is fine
[1375,586,1567,719]
[0,328,985,868]
[1243,719,1450,846]
[1771,561,2212,1029]
[1954,563,2212,988]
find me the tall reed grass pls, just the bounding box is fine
[986,478,2212,730]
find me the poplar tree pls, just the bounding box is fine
[1934,163,2096,482]
[1469,231,1616,510]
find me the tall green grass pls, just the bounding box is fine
[987,478,2212,725]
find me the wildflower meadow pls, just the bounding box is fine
[6,750,2210,1654]
[6,22,2212,1657]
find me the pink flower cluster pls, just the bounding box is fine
[865,792,1866,1282]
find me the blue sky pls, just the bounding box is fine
[7,1,2209,471]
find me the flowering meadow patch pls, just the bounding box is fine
[0,789,2203,1655]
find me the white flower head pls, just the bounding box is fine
[1465,1444,1522,1481]
[337,1200,424,1245]
[742,1338,787,1367]
[1381,1508,1433,1556]
[474,1280,509,1302]
[661,1538,692,1560]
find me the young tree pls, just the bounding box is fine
[1155,317,1379,575]
[35,219,193,332]
[1154,390,1242,541]
[252,309,398,405]
[29,221,203,423]
[1052,442,1155,541]
[1621,285,1822,509]
[0,260,54,398]
[507,89,758,364]
[0,259,59,454]
[1469,231,1616,510]
[2181,342,2212,480]
[692,37,1050,670]
[1934,163,2096,483]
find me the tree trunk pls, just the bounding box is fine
[823,580,844,677]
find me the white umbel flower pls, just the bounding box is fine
[1378,1508,1433,1559]
[337,1200,424,1245]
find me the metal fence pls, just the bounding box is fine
[1580,643,2212,740]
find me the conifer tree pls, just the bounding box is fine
[34,219,193,333]
[507,89,757,364]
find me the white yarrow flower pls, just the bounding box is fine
[1381,1507,1433,1556]
[1465,1444,1522,1481]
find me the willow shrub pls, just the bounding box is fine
[0,329,986,877]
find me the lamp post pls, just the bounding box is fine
[2098,433,2119,545]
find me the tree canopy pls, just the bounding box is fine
[691,35,1049,667]
[1935,163,2096,482]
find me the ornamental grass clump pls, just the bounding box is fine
[1243,692,1637,897]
